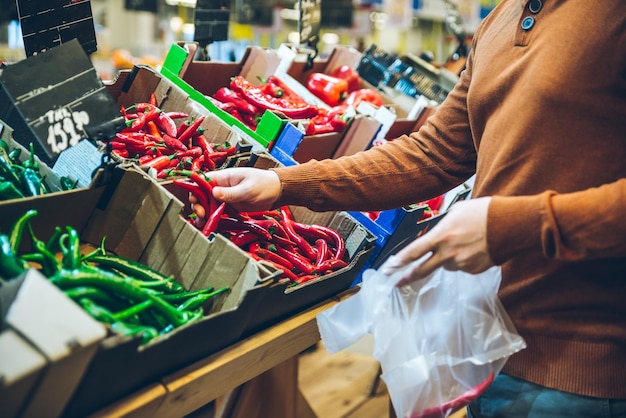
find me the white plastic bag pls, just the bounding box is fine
[316,257,526,418]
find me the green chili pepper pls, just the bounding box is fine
[0,148,20,188]
[22,143,39,171]
[0,234,27,281]
[0,139,8,153]
[176,286,229,311]
[64,286,128,311]
[9,209,38,254]
[7,148,21,165]
[60,176,79,191]
[78,298,159,344]
[158,287,216,303]
[61,226,82,270]
[112,299,154,322]
[19,167,42,197]
[0,181,25,200]
[84,253,183,290]
[50,268,191,327]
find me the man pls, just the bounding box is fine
[207,0,626,416]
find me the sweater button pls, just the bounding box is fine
[529,0,542,13]
[521,16,535,30]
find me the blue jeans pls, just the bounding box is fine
[466,373,626,418]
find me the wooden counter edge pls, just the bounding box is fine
[92,287,359,418]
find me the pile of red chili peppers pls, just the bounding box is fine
[111,94,237,177]
[172,174,349,286]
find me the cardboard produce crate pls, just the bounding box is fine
[219,152,378,336]
[58,166,275,417]
[0,269,107,418]
[159,42,285,149]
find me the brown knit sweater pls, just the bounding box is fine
[272,0,626,399]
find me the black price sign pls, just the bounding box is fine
[124,0,158,13]
[17,0,97,57]
[0,39,125,165]
[194,0,230,45]
[298,0,321,47]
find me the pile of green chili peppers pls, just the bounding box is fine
[0,139,78,201]
[0,209,229,344]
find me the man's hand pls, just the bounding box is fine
[382,197,495,286]
[209,167,282,212]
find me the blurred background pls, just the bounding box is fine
[0,0,498,81]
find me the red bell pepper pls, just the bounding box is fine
[330,65,361,92]
[306,73,349,106]
[345,88,384,108]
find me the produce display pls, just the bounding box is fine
[0,209,228,344]
[112,94,238,177]
[205,65,385,136]
[170,173,349,285]
[0,140,77,201]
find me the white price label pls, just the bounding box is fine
[45,108,90,154]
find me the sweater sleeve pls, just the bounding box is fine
[488,178,626,265]
[270,52,479,213]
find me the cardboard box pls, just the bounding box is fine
[224,152,378,336]
[0,39,124,166]
[104,63,254,175]
[270,121,345,163]
[285,45,432,142]
[159,42,285,149]
[0,329,47,418]
[60,166,275,417]
[2,269,107,418]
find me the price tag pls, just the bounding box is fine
[16,0,97,57]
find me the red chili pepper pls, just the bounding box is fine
[314,238,330,269]
[315,258,348,272]
[156,112,178,137]
[345,88,384,108]
[270,245,315,274]
[214,87,260,115]
[309,224,345,260]
[112,149,129,158]
[229,231,259,248]
[165,111,189,120]
[202,201,227,237]
[330,65,361,92]
[163,134,188,152]
[145,120,162,138]
[218,217,273,241]
[141,154,175,171]
[178,116,205,144]
[278,218,317,261]
[253,247,295,271]
[230,76,318,119]
[172,179,210,214]
[149,92,157,106]
[294,274,320,285]
[307,73,349,106]
[108,140,127,150]
[114,132,147,148]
